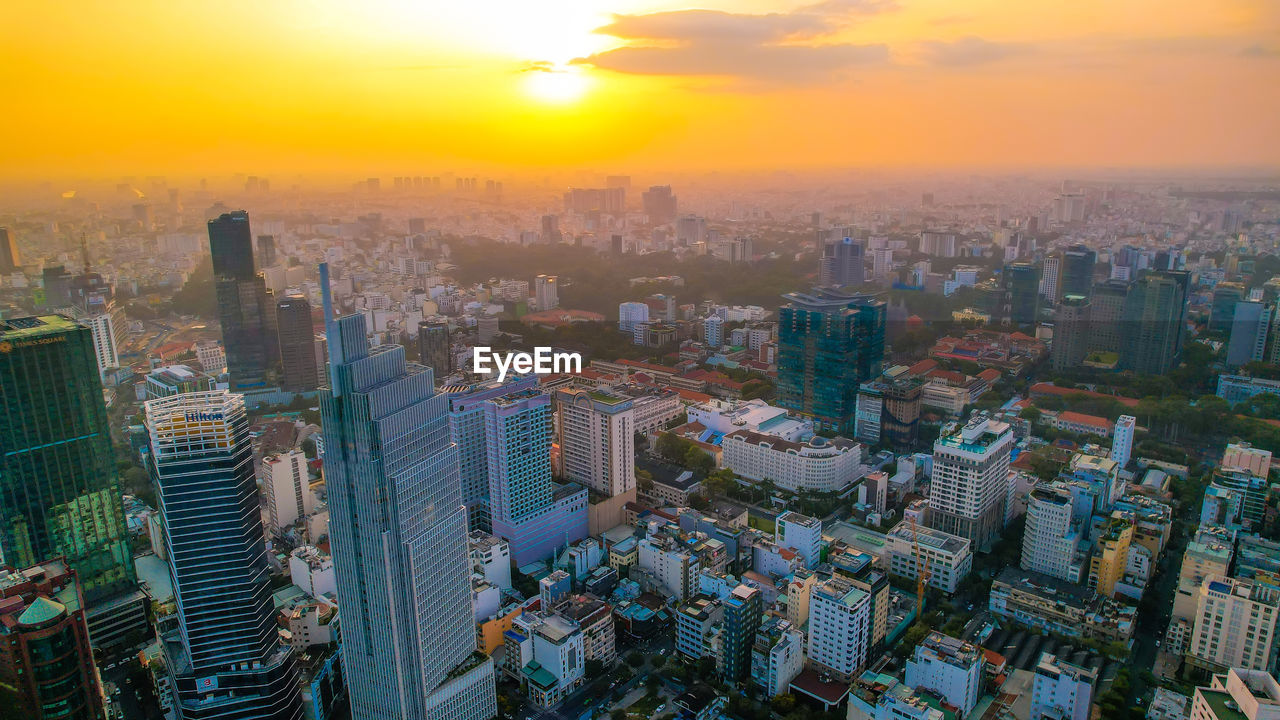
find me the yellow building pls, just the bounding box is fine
[478,602,525,656]
[1089,514,1133,599]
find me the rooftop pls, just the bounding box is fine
[0,314,80,340]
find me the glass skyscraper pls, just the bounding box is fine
[319,265,496,720]
[0,315,145,650]
[1122,270,1189,375]
[145,390,302,719]
[209,211,279,391]
[776,288,885,435]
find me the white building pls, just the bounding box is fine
[928,415,1014,550]
[751,618,804,698]
[554,388,635,498]
[686,398,813,443]
[195,339,227,374]
[1111,415,1136,468]
[704,316,724,347]
[1189,668,1280,720]
[507,612,585,708]
[535,275,559,310]
[618,302,649,333]
[638,536,701,600]
[721,430,861,494]
[287,603,337,651]
[261,449,314,532]
[776,511,822,570]
[1022,483,1083,582]
[884,521,973,594]
[1030,652,1096,720]
[806,576,870,682]
[289,545,337,600]
[1189,574,1280,673]
[469,531,512,591]
[904,632,984,718]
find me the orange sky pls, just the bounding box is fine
[2,0,1278,180]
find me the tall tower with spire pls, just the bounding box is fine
[318,264,497,720]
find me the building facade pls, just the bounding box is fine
[927,416,1014,550]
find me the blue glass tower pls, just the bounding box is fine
[318,265,496,720]
[145,390,302,719]
[776,288,885,435]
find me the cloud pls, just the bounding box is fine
[919,36,1029,66]
[1241,44,1280,58]
[577,7,893,84]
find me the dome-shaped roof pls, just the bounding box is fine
[17,596,66,628]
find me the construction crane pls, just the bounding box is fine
[909,517,932,619]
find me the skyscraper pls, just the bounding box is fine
[417,320,451,382]
[1051,295,1091,370]
[319,266,496,720]
[1122,270,1188,375]
[1060,245,1096,299]
[1226,301,1274,368]
[776,288,885,434]
[642,185,678,224]
[0,227,21,273]
[534,274,559,310]
[0,315,145,651]
[1087,279,1130,356]
[276,294,319,391]
[145,391,303,719]
[1211,283,1247,333]
[928,415,1014,550]
[1040,254,1062,303]
[1021,483,1081,582]
[466,384,587,565]
[1000,262,1041,326]
[1111,415,1135,469]
[209,211,279,391]
[722,585,762,683]
[818,237,865,288]
[554,388,636,499]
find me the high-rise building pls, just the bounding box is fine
[1051,295,1091,370]
[447,376,539,531]
[1122,271,1188,375]
[618,302,649,333]
[1086,279,1130,356]
[467,384,587,565]
[1039,254,1062,303]
[417,321,451,382]
[704,315,724,347]
[256,234,277,269]
[999,262,1040,326]
[1188,575,1280,674]
[1226,301,1274,368]
[1060,245,1096,299]
[904,632,984,718]
[262,449,314,532]
[1111,415,1135,469]
[554,388,635,498]
[1021,483,1082,582]
[145,391,303,719]
[776,288,885,434]
[0,559,105,720]
[319,267,496,720]
[0,227,21,273]
[276,294,319,392]
[928,415,1014,550]
[540,215,562,244]
[1211,283,1247,333]
[775,512,821,570]
[209,211,279,391]
[721,585,762,683]
[819,237,865,288]
[642,186,678,225]
[855,368,923,449]
[0,315,145,651]
[535,274,559,310]
[806,576,870,682]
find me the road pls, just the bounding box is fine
[1127,511,1196,704]
[514,633,676,720]
[102,656,163,720]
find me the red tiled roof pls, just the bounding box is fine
[1055,410,1113,430]
[1029,382,1140,408]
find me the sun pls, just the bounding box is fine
[523,66,590,104]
